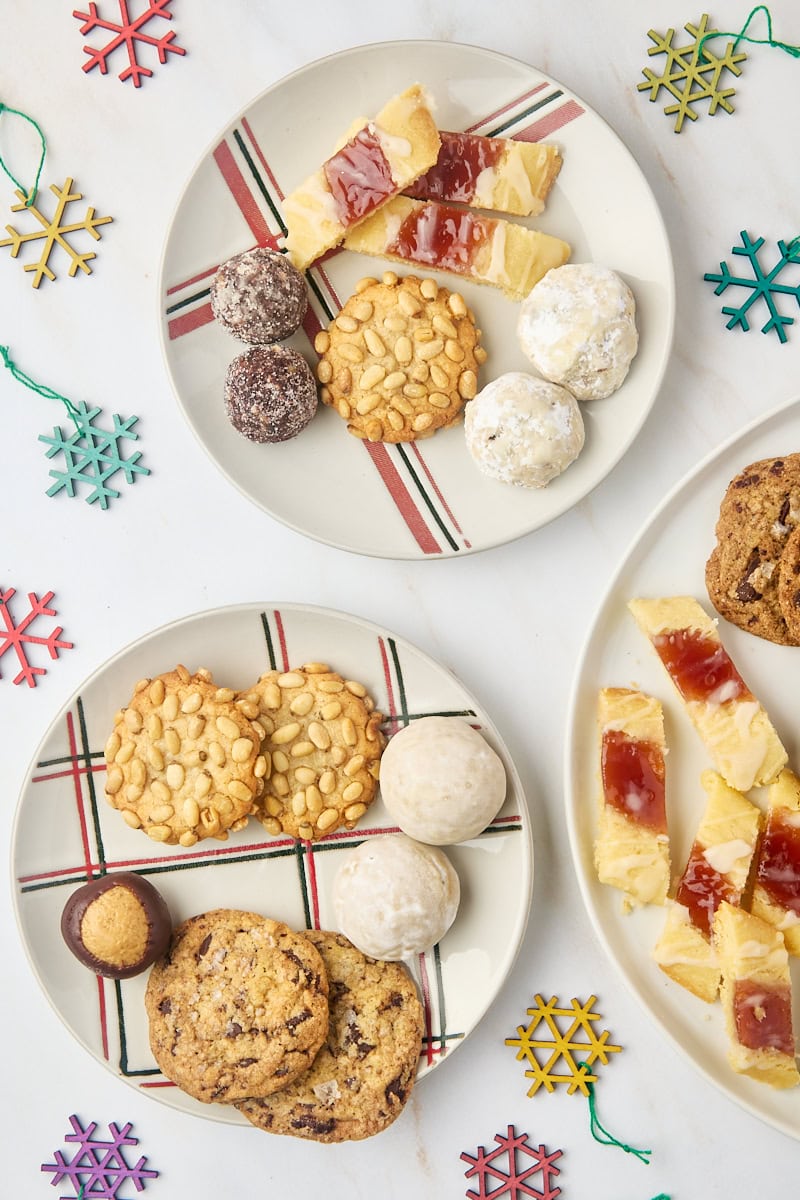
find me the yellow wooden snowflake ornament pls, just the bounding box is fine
[0,177,113,287]
[505,994,622,1096]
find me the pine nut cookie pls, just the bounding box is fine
[705,454,800,645]
[104,666,267,847]
[314,272,487,443]
[236,662,385,841]
[145,910,329,1104]
[236,929,423,1141]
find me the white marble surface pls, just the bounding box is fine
[2,1,799,1195]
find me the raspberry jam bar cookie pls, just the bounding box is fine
[628,596,787,792]
[713,901,800,1089]
[594,688,670,908]
[653,770,760,1003]
[343,196,570,301]
[284,84,440,272]
[405,131,562,217]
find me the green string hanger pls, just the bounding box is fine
[0,102,46,206]
[0,344,83,427]
[698,4,800,59]
[578,1062,653,1165]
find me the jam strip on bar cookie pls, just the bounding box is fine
[751,767,800,955]
[628,596,787,793]
[343,196,570,302]
[594,688,670,908]
[405,131,562,217]
[653,769,761,1003]
[284,84,441,272]
[713,901,800,1089]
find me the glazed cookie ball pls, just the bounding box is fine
[517,263,638,400]
[211,246,308,344]
[224,344,318,443]
[332,834,460,960]
[464,371,584,488]
[61,872,172,979]
[380,716,507,845]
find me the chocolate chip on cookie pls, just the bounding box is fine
[236,929,423,1141]
[145,910,329,1104]
[314,272,486,442]
[236,662,384,841]
[705,453,800,645]
[104,665,267,846]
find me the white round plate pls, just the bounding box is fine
[12,602,532,1124]
[159,40,674,559]
[565,398,800,1140]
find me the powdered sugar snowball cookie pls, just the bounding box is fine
[332,833,460,960]
[211,246,308,344]
[464,372,584,488]
[224,344,318,443]
[517,263,638,400]
[380,716,507,844]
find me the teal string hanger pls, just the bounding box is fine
[1,345,150,508]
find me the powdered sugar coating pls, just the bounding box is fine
[379,715,507,844]
[332,833,461,960]
[211,247,308,344]
[224,345,318,443]
[464,372,584,488]
[517,262,638,400]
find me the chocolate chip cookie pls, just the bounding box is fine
[705,454,800,644]
[314,272,486,442]
[104,666,267,846]
[236,929,424,1141]
[144,910,329,1104]
[236,662,384,841]
[777,521,800,641]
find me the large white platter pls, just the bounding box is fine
[12,602,532,1124]
[159,40,674,559]
[566,398,800,1140]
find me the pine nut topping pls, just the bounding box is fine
[338,343,364,363]
[316,807,339,831]
[314,330,331,354]
[124,708,143,733]
[272,721,301,745]
[364,328,386,356]
[232,737,254,763]
[308,721,331,750]
[149,678,166,705]
[278,671,305,689]
[216,715,240,740]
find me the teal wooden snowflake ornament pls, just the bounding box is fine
[638,14,747,132]
[1,345,150,507]
[704,232,800,342]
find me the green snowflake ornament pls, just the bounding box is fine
[638,14,747,132]
[1,346,149,508]
[40,401,149,508]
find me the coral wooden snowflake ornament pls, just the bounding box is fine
[73,0,186,87]
[638,14,747,132]
[505,994,622,1096]
[41,1114,159,1197]
[0,177,112,287]
[704,231,800,342]
[461,1125,563,1200]
[0,587,73,687]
